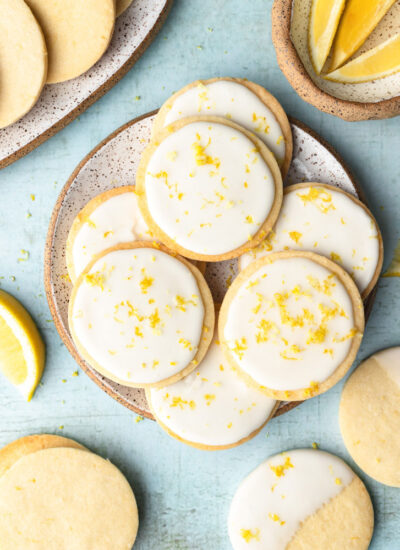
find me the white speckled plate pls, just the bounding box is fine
[45,111,376,419]
[0,0,173,170]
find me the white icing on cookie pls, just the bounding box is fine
[163,80,286,164]
[149,325,276,447]
[239,185,380,294]
[144,121,277,256]
[222,255,357,393]
[69,247,205,385]
[229,449,354,550]
[372,347,400,388]
[71,190,150,280]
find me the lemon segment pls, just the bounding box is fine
[308,0,346,74]
[326,33,400,83]
[330,0,397,71]
[0,290,45,401]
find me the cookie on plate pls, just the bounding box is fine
[228,449,374,550]
[239,183,383,298]
[69,242,214,388]
[137,116,283,261]
[0,0,47,128]
[219,251,364,401]
[152,77,293,176]
[147,309,278,450]
[340,347,400,487]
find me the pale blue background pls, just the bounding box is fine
[0,1,399,548]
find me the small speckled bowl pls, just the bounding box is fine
[272,0,400,121]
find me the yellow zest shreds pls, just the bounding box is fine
[240,528,260,543]
[170,396,196,410]
[139,268,154,294]
[303,381,319,398]
[280,344,303,360]
[307,274,336,296]
[335,477,342,485]
[307,325,327,345]
[126,301,144,322]
[312,442,319,449]
[135,416,144,423]
[288,231,302,244]
[204,394,216,406]
[191,135,220,169]
[324,348,334,357]
[270,456,294,477]
[276,135,284,145]
[227,422,233,428]
[149,309,162,332]
[60,273,71,283]
[297,188,336,214]
[333,328,358,343]
[256,319,278,344]
[275,292,307,328]
[197,82,209,111]
[175,294,198,312]
[252,112,270,134]
[103,230,113,238]
[330,252,342,263]
[135,326,143,338]
[383,239,400,277]
[179,338,193,351]
[231,338,248,360]
[17,249,29,262]
[86,218,96,229]
[245,215,255,224]
[268,513,285,526]
[84,271,105,290]
[246,278,259,290]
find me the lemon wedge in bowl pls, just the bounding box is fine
[330,0,397,71]
[0,290,45,401]
[308,0,346,74]
[326,33,400,83]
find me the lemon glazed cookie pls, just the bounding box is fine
[219,251,364,401]
[239,183,383,298]
[69,242,214,388]
[136,117,283,261]
[146,309,278,450]
[340,347,400,487]
[152,78,293,176]
[228,449,374,550]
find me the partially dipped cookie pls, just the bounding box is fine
[228,449,374,549]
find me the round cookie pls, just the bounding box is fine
[147,310,278,450]
[117,0,134,17]
[137,116,283,261]
[0,434,86,478]
[66,186,151,283]
[152,78,293,176]
[340,347,400,487]
[219,251,364,401]
[239,183,383,298]
[228,449,374,550]
[0,447,138,550]
[0,0,47,129]
[25,0,115,83]
[69,242,214,388]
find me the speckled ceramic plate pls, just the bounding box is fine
[0,0,173,171]
[45,111,376,419]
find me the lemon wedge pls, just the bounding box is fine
[330,0,397,71]
[326,33,400,83]
[383,239,400,278]
[309,0,346,74]
[0,290,45,400]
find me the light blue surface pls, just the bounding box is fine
[0,1,399,548]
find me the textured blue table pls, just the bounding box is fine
[0,1,399,548]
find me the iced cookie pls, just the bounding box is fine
[117,0,134,17]
[229,449,374,550]
[66,186,151,283]
[219,251,364,401]
[25,0,115,83]
[340,347,400,487]
[0,0,47,128]
[69,242,214,388]
[153,78,293,176]
[137,117,283,261]
[0,447,138,550]
[147,310,278,450]
[239,183,383,298]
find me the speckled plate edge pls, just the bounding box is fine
[271,0,400,121]
[44,110,378,420]
[0,0,173,171]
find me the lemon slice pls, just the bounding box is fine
[0,290,45,400]
[383,239,400,277]
[330,0,397,71]
[308,0,346,74]
[326,33,400,83]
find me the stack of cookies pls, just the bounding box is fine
[67,77,383,451]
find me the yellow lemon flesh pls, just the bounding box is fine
[330,0,397,71]
[0,290,45,401]
[309,0,346,74]
[326,33,400,83]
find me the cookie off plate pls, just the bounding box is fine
[45,110,377,419]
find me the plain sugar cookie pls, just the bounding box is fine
[66,186,151,283]
[137,116,283,261]
[152,78,293,176]
[147,310,278,450]
[220,251,364,401]
[0,0,47,128]
[69,242,214,388]
[228,449,374,550]
[340,347,400,487]
[239,183,383,298]
[25,0,115,83]
[0,447,138,550]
